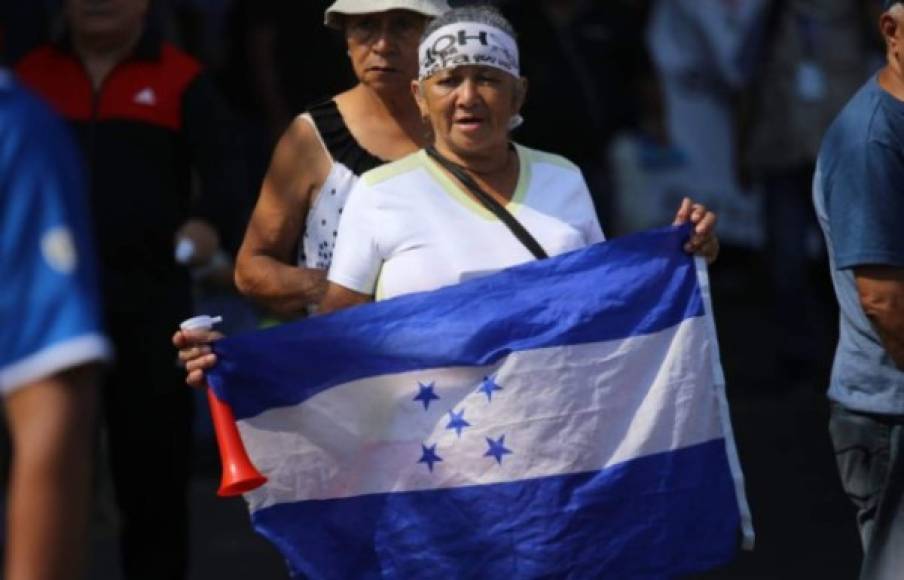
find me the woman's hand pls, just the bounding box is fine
[672,197,719,264]
[172,328,224,388]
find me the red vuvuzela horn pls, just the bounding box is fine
[207,386,267,497]
[180,315,266,496]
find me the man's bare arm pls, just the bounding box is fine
[855,265,904,369]
[4,364,98,580]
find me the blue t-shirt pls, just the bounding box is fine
[0,72,110,394]
[814,74,904,415]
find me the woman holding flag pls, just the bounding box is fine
[178,4,719,376]
[175,6,734,578]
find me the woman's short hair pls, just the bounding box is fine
[420,4,517,43]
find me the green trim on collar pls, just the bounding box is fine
[419,144,531,220]
[362,151,424,186]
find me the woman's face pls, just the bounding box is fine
[415,65,525,159]
[345,10,427,93]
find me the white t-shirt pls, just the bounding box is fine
[328,144,605,301]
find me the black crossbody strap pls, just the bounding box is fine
[425,146,548,260]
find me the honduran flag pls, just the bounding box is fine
[207,226,753,579]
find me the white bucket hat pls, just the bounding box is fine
[324,0,450,30]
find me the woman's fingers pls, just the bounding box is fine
[673,197,717,233]
[173,327,223,387]
[183,353,219,388]
[672,197,693,225]
[692,208,717,234]
[185,353,217,374]
[173,328,223,347]
[178,344,212,363]
[173,329,222,364]
[673,198,719,263]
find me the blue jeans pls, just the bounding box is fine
[829,403,904,579]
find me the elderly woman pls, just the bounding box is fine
[179,5,718,383]
[319,5,717,311]
[231,0,449,317]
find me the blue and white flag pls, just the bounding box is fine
[208,227,753,579]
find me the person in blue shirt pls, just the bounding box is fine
[0,72,110,580]
[813,1,904,577]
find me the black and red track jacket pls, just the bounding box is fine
[16,29,248,318]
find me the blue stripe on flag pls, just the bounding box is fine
[252,439,738,580]
[209,226,703,420]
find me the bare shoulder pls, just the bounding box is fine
[266,114,332,203]
[275,115,331,177]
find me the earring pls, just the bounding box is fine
[507,114,524,130]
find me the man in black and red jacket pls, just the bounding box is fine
[16,1,249,578]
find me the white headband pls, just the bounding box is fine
[418,22,520,80]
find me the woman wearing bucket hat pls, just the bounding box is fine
[232,0,450,316]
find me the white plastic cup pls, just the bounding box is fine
[180,315,223,332]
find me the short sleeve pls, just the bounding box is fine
[826,141,904,270]
[0,89,110,393]
[583,206,606,245]
[327,180,383,295]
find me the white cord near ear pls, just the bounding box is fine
[507,114,524,131]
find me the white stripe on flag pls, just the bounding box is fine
[239,315,722,512]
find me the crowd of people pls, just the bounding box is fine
[1,0,903,579]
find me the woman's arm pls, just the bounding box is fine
[318,283,372,315]
[234,116,333,318]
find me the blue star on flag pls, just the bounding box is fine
[477,376,503,402]
[484,435,513,465]
[445,408,471,437]
[418,443,442,472]
[413,381,440,410]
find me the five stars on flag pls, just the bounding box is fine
[414,375,513,472]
